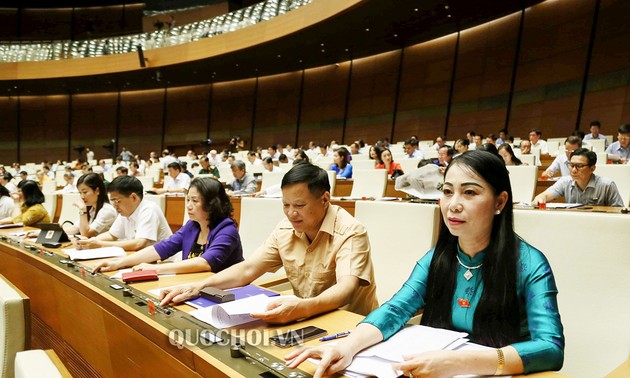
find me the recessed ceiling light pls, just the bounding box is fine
[365,28,370,32]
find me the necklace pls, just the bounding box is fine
[456,254,483,281]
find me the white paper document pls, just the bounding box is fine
[310,325,469,378]
[62,246,127,260]
[190,294,290,329]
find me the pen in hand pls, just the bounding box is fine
[320,331,351,342]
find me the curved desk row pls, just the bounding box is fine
[0,229,572,378]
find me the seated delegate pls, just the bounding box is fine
[329,147,353,178]
[287,151,564,377]
[0,180,51,226]
[75,175,172,251]
[160,163,378,324]
[533,148,624,207]
[375,147,403,178]
[95,177,243,274]
[63,173,117,237]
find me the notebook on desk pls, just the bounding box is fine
[35,223,71,244]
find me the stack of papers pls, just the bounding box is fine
[190,294,293,329]
[62,246,127,260]
[314,325,469,378]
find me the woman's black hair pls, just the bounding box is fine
[497,144,523,166]
[0,185,10,198]
[190,177,234,229]
[77,173,109,221]
[376,147,394,165]
[368,145,382,160]
[476,142,500,157]
[420,150,520,348]
[334,147,350,169]
[17,180,45,207]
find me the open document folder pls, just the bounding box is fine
[190,294,296,329]
[312,325,470,378]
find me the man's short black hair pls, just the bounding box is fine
[167,162,182,171]
[107,175,143,199]
[116,166,128,175]
[530,128,542,136]
[281,163,330,197]
[571,148,597,166]
[405,138,419,147]
[619,124,630,134]
[590,120,601,127]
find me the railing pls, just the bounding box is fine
[0,0,311,63]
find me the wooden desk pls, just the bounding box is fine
[0,232,317,378]
[0,229,567,378]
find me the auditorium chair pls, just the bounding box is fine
[354,201,440,303]
[350,169,387,198]
[594,164,630,206]
[14,349,71,378]
[506,165,538,203]
[0,274,30,378]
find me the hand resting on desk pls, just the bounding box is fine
[249,296,302,324]
[159,283,203,306]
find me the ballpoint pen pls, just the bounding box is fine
[320,331,351,342]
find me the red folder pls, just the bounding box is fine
[121,270,159,283]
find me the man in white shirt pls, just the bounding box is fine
[403,139,424,159]
[529,128,548,154]
[267,145,281,160]
[75,176,172,251]
[155,162,190,194]
[584,121,607,147]
[542,136,582,178]
[247,151,263,166]
[519,140,541,166]
[85,148,95,162]
[263,157,282,173]
[161,149,177,173]
[207,150,221,166]
[0,173,18,195]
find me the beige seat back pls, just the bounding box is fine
[514,210,630,377]
[58,193,81,226]
[505,165,538,203]
[593,164,630,206]
[350,169,387,198]
[354,201,440,303]
[0,274,30,378]
[261,171,285,191]
[15,349,71,378]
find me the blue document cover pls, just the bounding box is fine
[186,284,279,308]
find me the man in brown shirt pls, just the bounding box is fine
[160,163,378,324]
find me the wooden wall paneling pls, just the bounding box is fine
[508,0,596,139]
[70,93,118,162]
[210,78,256,150]
[448,13,520,140]
[252,72,301,149]
[118,89,165,159]
[164,84,210,154]
[19,9,73,40]
[74,5,144,40]
[19,95,70,163]
[298,63,349,149]
[0,8,18,40]
[0,96,18,164]
[580,0,630,131]
[394,34,458,143]
[345,50,400,145]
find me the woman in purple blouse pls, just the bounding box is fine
[95,177,243,274]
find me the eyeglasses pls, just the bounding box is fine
[109,196,130,205]
[618,135,630,141]
[568,163,591,170]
